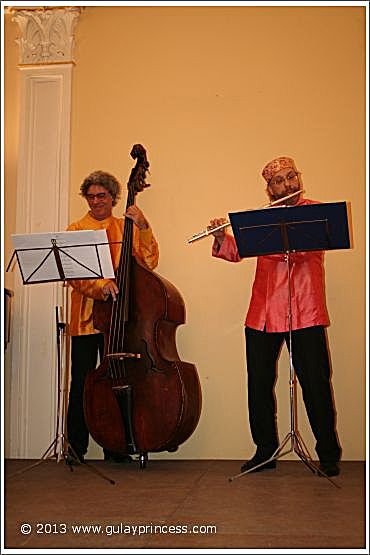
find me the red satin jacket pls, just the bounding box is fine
[212,199,330,332]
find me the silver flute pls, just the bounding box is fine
[187,189,304,244]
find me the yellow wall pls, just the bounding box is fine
[4,6,366,460]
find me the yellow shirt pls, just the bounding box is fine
[67,211,159,336]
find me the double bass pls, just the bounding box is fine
[84,145,202,468]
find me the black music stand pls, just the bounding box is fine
[227,202,351,487]
[7,230,116,485]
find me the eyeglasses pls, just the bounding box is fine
[269,172,299,187]
[86,192,110,201]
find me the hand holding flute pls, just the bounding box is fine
[189,189,304,244]
[207,218,228,246]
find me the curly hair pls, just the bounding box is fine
[80,170,121,206]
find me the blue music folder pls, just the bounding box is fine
[228,201,351,258]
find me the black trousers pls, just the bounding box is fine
[66,334,104,457]
[245,325,341,463]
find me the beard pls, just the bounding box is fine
[270,188,302,205]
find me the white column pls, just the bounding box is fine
[8,7,80,458]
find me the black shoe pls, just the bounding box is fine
[319,461,340,477]
[103,449,133,464]
[240,456,276,474]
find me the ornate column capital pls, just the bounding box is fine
[11,6,82,65]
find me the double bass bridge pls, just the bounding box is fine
[106,352,141,360]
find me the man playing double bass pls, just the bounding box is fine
[66,170,159,465]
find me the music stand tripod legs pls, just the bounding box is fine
[230,251,340,488]
[8,307,115,485]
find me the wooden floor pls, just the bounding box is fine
[4,458,367,551]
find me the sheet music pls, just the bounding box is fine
[11,230,115,283]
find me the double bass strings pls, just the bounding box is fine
[107,186,136,380]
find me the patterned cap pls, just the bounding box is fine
[262,156,298,182]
